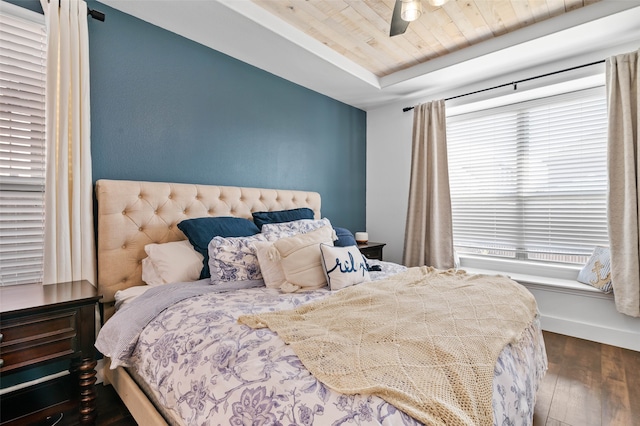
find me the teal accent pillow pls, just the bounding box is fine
[177,217,260,279]
[333,227,357,247]
[577,246,613,293]
[252,208,314,230]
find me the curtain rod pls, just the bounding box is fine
[47,0,105,21]
[402,59,605,112]
[88,8,105,22]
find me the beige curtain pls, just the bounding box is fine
[606,49,640,318]
[40,0,96,286]
[403,100,454,269]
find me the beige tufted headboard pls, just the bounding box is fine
[96,179,321,321]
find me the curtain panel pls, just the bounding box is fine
[606,49,640,317]
[403,100,454,269]
[40,0,96,286]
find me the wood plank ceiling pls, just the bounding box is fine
[252,0,601,77]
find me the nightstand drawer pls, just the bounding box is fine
[358,242,386,261]
[0,311,77,373]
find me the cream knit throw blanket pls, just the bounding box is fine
[238,267,537,425]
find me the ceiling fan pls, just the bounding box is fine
[389,0,450,37]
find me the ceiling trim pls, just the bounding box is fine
[100,0,640,111]
[219,0,381,89]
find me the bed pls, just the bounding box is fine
[94,178,547,426]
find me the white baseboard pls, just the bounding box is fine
[0,358,108,396]
[521,283,640,352]
[539,313,640,351]
[0,370,69,396]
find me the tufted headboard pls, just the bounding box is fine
[96,179,321,321]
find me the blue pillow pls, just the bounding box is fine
[252,207,315,230]
[334,227,357,247]
[177,217,260,279]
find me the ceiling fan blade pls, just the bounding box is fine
[389,0,410,37]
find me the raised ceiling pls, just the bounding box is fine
[100,0,640,110]
[252,0,600,78]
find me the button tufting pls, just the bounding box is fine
[154,210,158,214]
[122,211,126,215]
[168,194,173,199]
[121,244,126,249]
[138,227,143,231]
[138,194,142,199]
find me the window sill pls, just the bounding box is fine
[461,266,613,300]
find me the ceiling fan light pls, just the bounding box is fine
[401,0,422,22]
[428,0,449,6]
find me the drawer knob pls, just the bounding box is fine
[0,333,3,342]
[0,358,4,368]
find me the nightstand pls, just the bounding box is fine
[357,242,386,261]
[0,280,101,426]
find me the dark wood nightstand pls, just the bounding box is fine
[0,280,101,426]
[357,242,386,261]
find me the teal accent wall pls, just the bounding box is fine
[87,2,366,231]
[2,0,365,389]
[5,0,366,232]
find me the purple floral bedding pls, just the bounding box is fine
[96,261,547,425]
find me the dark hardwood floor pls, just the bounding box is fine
[91,383,137,426]
[533,331,640,426]
[54,382,135,426]
[58,331,639,426]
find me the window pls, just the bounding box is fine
[447,87,608,269]
[0,4,47,286]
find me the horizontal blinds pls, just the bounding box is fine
[0,9,46,285]
[447,87,609,265]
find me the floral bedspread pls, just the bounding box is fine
[99,262,547,425]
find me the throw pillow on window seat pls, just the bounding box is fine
[577,246,613,293]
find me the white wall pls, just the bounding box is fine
[366,37,640,347]
[365,104,413,264]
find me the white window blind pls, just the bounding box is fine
[0,6,47,286]
[447,87,609,266]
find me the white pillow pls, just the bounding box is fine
[320,244,371,290]
[142,240,204,286]
[269,225,336,293]
[115,285,151,310]
[577,246,613,293]
[208,234,267,282]
[141,257,163,286]
[262,218,332,241]
[253,240,286,289]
